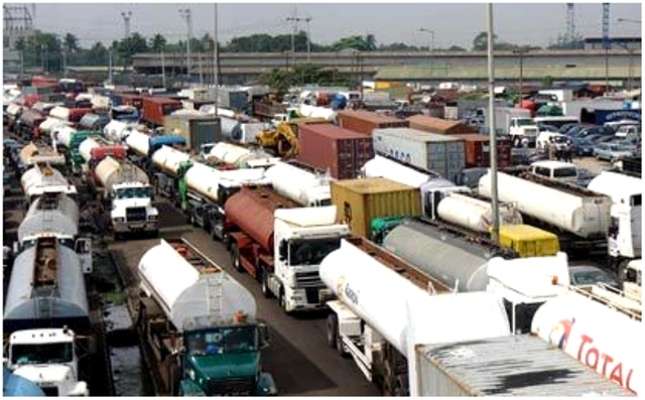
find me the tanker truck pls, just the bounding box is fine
[150,145,191,200]
[51,128,100,172]
[91,156,159,239]
[131,238,277,396]
[17,142,66,174]
[320,237,511,395]
[588,171,642,273]
[125,129,186,168]
[20,164,77,204]
[179,160,271,240]
[78,136,127,170]
[102,119,138,143]
[206,142,278,169]
[264,161,331,207]
[479,170,611,256]
[225,186,350,313]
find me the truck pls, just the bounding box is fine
[141,96,182,127]
[131,238,277,396]
[20,164,78,204]
[125,129,186,168]
[163,114,221,151]
[206,142,278,168]
[15,109,46,140]
[264,161,331,207]
[92,156,159,238]
[478,170,611,256]
[150,145,191,199]
[78,136,127,170]
[320,236,512,395]
[588,171,642,273]
[51,129,101,172]
[179,160,271,240]
[481,106,536,138]
[18,142,66,172]
[225,186,350,313]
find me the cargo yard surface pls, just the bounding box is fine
[2,2,642,398]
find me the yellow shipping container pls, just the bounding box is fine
[374,81,392,89]
[331,178,422,238]
[499,224,560,258]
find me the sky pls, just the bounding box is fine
[16,2,643,49]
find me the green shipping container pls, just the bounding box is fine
[163,115,221,151]
[331,177,422,238]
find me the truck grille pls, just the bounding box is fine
[41,386,59,396]
[295,271,323,287]
[305,287,321,304]
[126,207,147,222]
[206,377,254,395]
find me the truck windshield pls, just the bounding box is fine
[186,326,257,356]
[517,118,535,126]
[289,237,342,266]
[11,343,73,365]
[115,187,153,199]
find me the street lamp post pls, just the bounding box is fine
[487,3,500,244]
[179,8,193,84]
[418,27,435,71]
[512,48,528,101]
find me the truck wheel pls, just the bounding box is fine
[190,214,197,227]
[260,270,272,298]
[230,243,243,273]
[278,289,292,315]
[326,314,338,349]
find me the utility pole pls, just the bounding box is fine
[198,53,204,85]
[62,47,67,77]
[108,47,113,84]
[306,17,312,62]
[512,48,527,100]
[487,3,500,244]
[120,11,132,73]
[19,50,24,79]
[616,19,640,93]
[160,49,166,89]
[418,28,435,73]
[213,3,219,116]
[602,3,610,95]
[287,16,312,62]
[179,8,193,84]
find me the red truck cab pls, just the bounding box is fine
[142,97,182,127]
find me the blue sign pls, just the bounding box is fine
[594,109,641,125]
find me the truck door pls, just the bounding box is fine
[75,238,93,274]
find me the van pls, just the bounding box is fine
[529,160,578,184]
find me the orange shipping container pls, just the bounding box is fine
[451,134,512,168]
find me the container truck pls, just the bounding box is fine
[92,156,159,238]
[20,164,77,204]
[225,186,350,313]
[479,171,611,252]
[125,130,186,167]
[150,145,191,199]
[141,96,182,127]
[131,238,277,396]
[179,161,271,240]
[163,114,221,150]
[265,161,331,207]
[588,171,642,273]
[320,237,511,395]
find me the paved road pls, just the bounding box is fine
[110,199,379,396]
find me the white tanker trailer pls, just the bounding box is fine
[265,161,330,207]
[149,145,191,199]
[207,142,277,168]
[17,193,79,244]
[20,164,77,204]
[18,142,66,169]
[320,237,510,395]
[132,238,277,396]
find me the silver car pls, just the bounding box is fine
[593,142,636,162]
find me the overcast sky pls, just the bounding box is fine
[21,2,643,49]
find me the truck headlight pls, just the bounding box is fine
[148,214,158,221]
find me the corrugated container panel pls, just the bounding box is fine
[337,110,408,135]
[415,335,630,396]
[372,128,465,181]
[330,177,421,238]
[451,133,512,168]
[498,224,560,257]
[297,124,373,179]
[163,115,221,150]
[407,114,477,135]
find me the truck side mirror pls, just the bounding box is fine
[258,323,270,349]
[278,240,288,261]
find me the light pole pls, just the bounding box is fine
[487,3,500,244]
[616,18,640,93]
[120,11,132,72]
[179,8,193,83]
[418,27,435,71]
[512,48,528,100]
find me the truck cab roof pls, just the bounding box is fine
[10,328,75,344]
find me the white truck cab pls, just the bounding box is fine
[6,328,89,396]
[529,161,578,184]
[268,206,350,313]
[110,182,159,237]
[509,117,539,146]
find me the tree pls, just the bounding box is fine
[472,31,493,51]
[149,33,167,52]
[331,35,377,51]
[447,45,466,52]
[200,33,214,52]
[63,33,79,53]
[548,33,584,50]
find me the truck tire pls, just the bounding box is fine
[326,314,338,349]
[230,243,243,273]
[260,270,272,298]
[278,288,292,315]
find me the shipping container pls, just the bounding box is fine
[337,110,408,135]
[330,177,421,238]
[163,114,221,150]
[372,128,466,182]
[142,96,182,126]
[297,124,373,179]
[210,87,248,111]
[118,93,144,109]
[414,335,630,396]
[498,224,560,258]
[450,133,512,168]
[407,115,477,135]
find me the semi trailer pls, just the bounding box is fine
[125,129,186,168]
[150,145,191,199]
[265,161,331,207]
[131,238,277,396]
[20,164,77,204]
[225,186,350,313]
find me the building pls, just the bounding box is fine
[584,37,641,51]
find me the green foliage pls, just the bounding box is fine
[330,34,376,51]
[260,63,349,95]
[548,33,584,50]
[149,33,167,52]
[472,31,540,51]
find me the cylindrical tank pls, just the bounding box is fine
[298,104,337,121]
[38,117,68,134]
[151,145,190,176]
[265,161,330,206]
[220,117,242,141]
[184,162,223,202]
[320,239,510,357]
[208,142,252,165]
[103,120,135,143]
[19,143,65,166]
[48,106,70,121]
[4,243,89,331]
[587,171,642,204]
[383,219,502,292]
[362,155,437,188]
[94,156,149,192]
[20,166,73,200]
[78,137,125,163]
[137,240,255,331]
[78,137,100,162]
[531,292,640,394]
[478,171,611,238]
[52,126,78,148]
[437,193,523,233]
[225,187,297,251]
[18,194,79,243]
[125,130,150,156]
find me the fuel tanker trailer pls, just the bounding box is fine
[93,156,158,238]
[265,161,331,207]
[103,119,138,143]
[78,136,127,169]
[18,142,66,172]
[320,237,511,395]
[20,164,77,204]
[478,171,611,254]
[51,128,100,171]
[132,238,277,396]
[207,142,277,169]
[17,193,79,244]
[150,145,191,199]
[125,129,186,167]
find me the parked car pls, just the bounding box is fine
[593,142,636,162]
[569,136,595,156]
[529,160,578,184]
[604,119,639,132]
[536,122,559,133]
[614,124,641,138]
[574,125,614,139]
[562,123,595,136]
[569,265,619,289]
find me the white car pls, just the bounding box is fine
[536,131,567,151]
[614,124,641,138]
[529,160,578,184]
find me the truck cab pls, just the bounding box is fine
[269,207,350,313]
[529,161,578,184]
[509,117,539,147]
[6,328,89,396]
[110,182,159,238]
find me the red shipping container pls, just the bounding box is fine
[121,94,144,110]
[297,124,374,179]
[142,97,182,126]
[407,115,477,135]
[451,134,512,168]
[337,110,408,135]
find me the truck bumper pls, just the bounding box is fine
[285,287,333,312]
[112,220,158,233]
